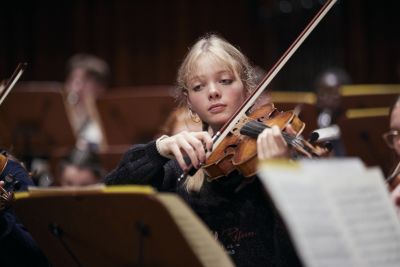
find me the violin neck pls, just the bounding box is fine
[240,120,297,148]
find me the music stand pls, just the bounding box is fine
[338,107,392,174]
[0,82,75,159]
[14,186,234,267]
[97,87,176,146]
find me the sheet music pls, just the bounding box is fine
[258,158,400,267]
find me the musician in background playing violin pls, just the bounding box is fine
[0,149,50,266]
[105,34,302,267]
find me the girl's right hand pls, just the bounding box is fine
[156,131,213,171]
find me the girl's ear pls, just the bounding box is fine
[184,90,191,107]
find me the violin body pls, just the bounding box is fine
[203,103,326,181]
[202,103,276,180]
[231,108,305,178]
[203,133,240,179]
[203,103,275,180]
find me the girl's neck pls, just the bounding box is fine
[209,125,221,135]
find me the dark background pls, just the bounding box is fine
[1,0,399,90]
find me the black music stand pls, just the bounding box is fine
[0,82,75,162]
[338,108,392,174]
[14,186,234,267]
[96,88,176,145]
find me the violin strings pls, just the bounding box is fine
[240,121,263,138]
[240,120,307,150]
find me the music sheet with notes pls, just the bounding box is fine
[258,158,400,267]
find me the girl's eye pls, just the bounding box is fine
[192,85,202,91]
[220,79,233,85]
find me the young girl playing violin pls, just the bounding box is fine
[105,34,301,267]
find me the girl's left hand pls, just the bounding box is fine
[257,125,289,160]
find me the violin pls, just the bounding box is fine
[203,103,329,181]
[180,0,337,181]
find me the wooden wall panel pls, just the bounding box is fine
[0,0,398,90]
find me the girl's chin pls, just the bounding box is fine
[209,119,230,130]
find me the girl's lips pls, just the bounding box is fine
[208,104,226,113]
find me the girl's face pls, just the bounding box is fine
[186,55,246,132]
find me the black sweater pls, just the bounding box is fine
[105,141,302,267]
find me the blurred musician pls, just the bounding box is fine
[314,68,350,156]
[64,54,110,151]
[0,149,50,266]
[383,96,400,209]
[59,148,105,187]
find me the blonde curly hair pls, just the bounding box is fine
[175,34,257,192]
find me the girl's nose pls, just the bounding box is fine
[208,83,221,100]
